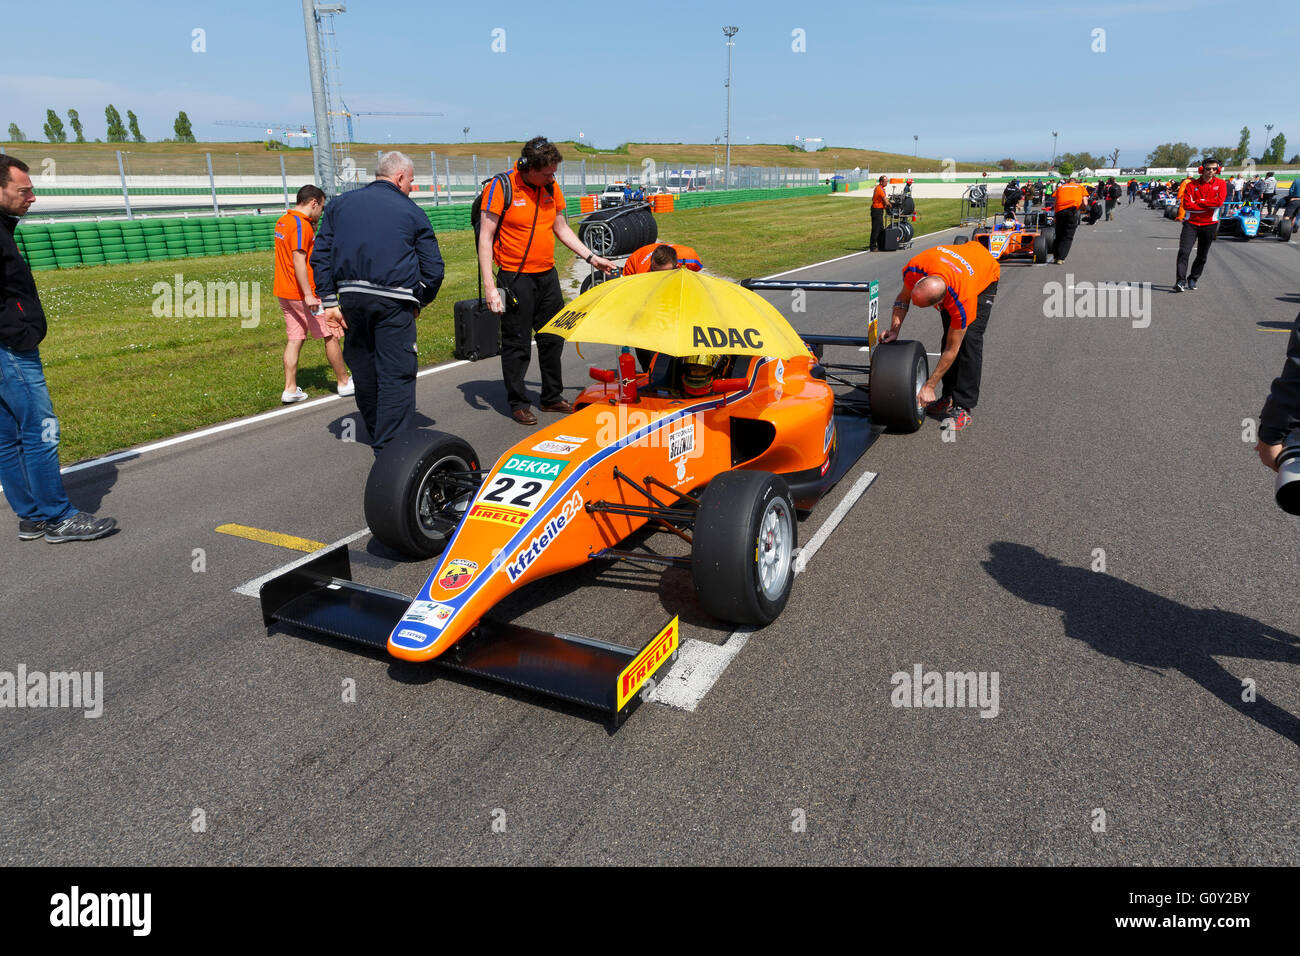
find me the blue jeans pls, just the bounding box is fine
[0,345,76,523]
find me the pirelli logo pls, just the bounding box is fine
[616,616,679,710]
[467,503,529,527]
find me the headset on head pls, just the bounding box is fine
[517,137,552,173]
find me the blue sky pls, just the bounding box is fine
[3,0,1297,164]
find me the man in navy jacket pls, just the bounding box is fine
[314,151,444,455]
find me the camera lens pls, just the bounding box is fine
[1275,432,1300,515]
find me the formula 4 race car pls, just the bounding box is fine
[1218,200,1263,240]
[964,219,1052,263]
[260,270,929,722]
[1257,198,1298,242]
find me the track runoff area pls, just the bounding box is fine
[3,202,1297,872]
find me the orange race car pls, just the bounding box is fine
[261,272,929,721]
[964,216,1052,264]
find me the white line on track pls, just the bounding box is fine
[232,527,373,597]
[650,469,878,712]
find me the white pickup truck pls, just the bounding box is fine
[600,182,629,208]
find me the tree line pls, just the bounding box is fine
[4,109,196,144]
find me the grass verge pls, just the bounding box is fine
[33,194,967,463]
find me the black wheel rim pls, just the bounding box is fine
[415,455,474,539]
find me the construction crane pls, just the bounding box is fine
[215,120,316,142]
[334,106,444,142]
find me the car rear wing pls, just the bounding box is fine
[741,278,881,351]
[260,545,678,723]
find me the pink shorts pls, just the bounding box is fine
[279,297,332,341]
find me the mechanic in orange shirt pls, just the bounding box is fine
[273,184,352,403]
[869,175,889,252]
[880,242,1000,431]
[624,243,703,370]
[621,242,702,276]
[1051,175,1087,265]
[478,136,616,425]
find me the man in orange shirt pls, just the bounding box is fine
[1050,175,1086,265]
[477,136,615,425]
[881,242,1000,431]
[869,176,889,252]
[273,184,351,403]
[621,242,702,276]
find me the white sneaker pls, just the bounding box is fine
[281,387,308,404]
[337,377,355,397]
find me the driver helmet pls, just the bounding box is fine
[681,353,723,397]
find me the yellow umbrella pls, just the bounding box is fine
[540,269,810,360]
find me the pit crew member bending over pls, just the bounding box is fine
[881,242,1000,432]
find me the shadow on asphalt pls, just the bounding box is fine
[62,461,119,513]
[982,542,1300,747]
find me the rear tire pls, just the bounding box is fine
[691,471,796,626]
[869,339,929,433]
[364,430,480,559]
[1280,217,1294,242]
[1042,226,1056,254]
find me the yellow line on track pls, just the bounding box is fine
[215,523,327,552]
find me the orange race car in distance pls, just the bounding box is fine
[962,215,1052,264]
[260,272,929,722]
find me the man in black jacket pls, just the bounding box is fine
[313,151,444,455]
[0,156,116,542]
[1256,311,1300,471]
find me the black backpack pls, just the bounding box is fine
[470,172,512,246]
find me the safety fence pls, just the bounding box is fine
[15,185,832,271]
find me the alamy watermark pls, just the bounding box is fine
[1043,275,1151,328]
[890,664,1000,718]
[152,273,260,328]
[0,665,103,718]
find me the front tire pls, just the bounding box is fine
[1033,233,1049,263]
[869,339,929,433]
[364,430,480,558]
[691,471,796,626]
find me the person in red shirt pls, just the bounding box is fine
[1174,158,1227,292]
[869,176,889,252]
[881,242,1001,431]
[477,136,615,425]
[273,184,352,403]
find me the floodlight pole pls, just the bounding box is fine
[724,26,738,191]
[1051,131,1058,167]
[302,0,336,195]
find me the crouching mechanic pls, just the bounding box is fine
[622,243,703,371]
[880,242,1000,431]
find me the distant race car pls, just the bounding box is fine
[1218,200,1263,240]
[260,272,931,722]
[964,218,1052,263]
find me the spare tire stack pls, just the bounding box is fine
[577,201,658,258]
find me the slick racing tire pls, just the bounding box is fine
[365,430,480,559]
[1042,226,1057,255]
[1280,216,1294,242]
[869,339,929,433]
[1033,233,1049,263]
[953,234,969,244]
[691,471,796,626]
[579,267,618,295]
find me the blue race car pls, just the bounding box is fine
[1218,201,1263,240]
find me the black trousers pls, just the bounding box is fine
[1054,207,1080,260]
[869,207,884,251]
[940,280,997,410]
[1176,221,1218,283]
[338,292,418,455]
[1105,198,1116,219]
[498,267,565,410]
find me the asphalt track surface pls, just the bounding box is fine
[3,202,1298,865]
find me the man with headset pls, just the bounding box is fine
[1173,158,1227,293]
[477,137,616,425]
